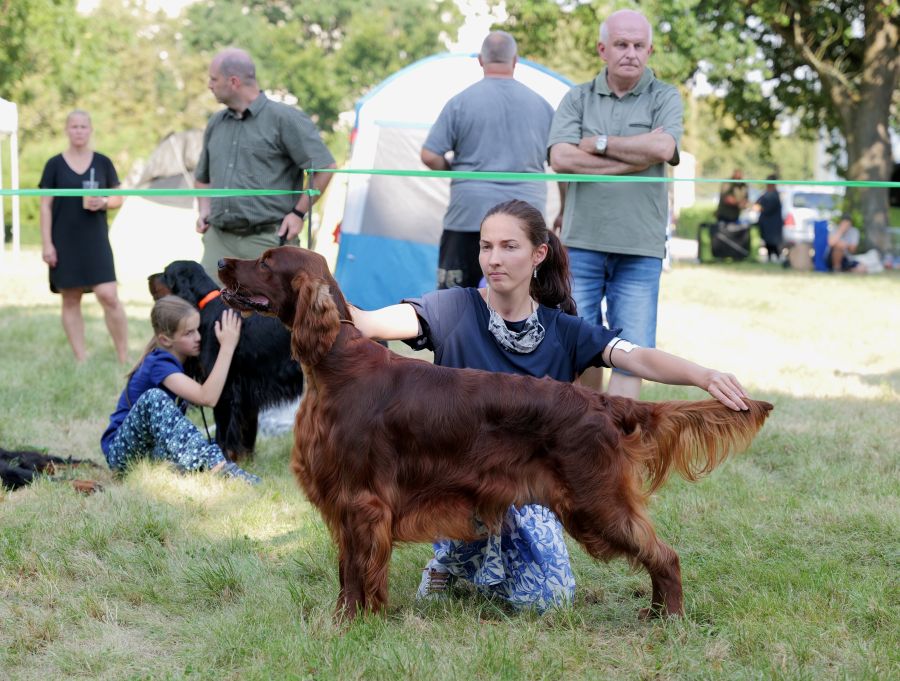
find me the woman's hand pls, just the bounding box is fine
[703,370,750,411]
[42,243,58,268]
[214,309,242,350]
[84,196,107,212]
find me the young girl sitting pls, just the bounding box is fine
[101,295,260,484]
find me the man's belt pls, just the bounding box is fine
[216,220,281,236]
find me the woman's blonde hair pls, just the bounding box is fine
[126,295,198,380]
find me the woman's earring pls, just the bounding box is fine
[533,267,538,279]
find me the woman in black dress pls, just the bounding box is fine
[755,174,784,263]
[40,110,128,362]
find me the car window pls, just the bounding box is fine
[791,193,838,210]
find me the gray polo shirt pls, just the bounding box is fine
[423,77,555,232]
[195,93,335,230]
[548,68,683,258]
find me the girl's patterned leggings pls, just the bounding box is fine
[105,388,226,472]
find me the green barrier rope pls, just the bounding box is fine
[308,167,900,189]
[1,170,897,197]
[0,188,319,197]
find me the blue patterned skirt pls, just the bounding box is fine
[430,503,575,611]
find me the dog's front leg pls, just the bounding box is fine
[334,494,393,620]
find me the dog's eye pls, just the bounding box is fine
[260,260,271,272]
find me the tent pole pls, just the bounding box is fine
[0,136,5,252]
[11,129,20,256]
[307,170,314,250]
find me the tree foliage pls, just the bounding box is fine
[658,0,900,248]
[182,0,460,129]
[3,0,461,243]
[501,0,899,247]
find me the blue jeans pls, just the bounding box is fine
[567,248,662,363]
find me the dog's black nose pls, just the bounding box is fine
[217,258,226,270]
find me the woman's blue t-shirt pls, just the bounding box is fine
[100,348,185,454]
[402,287,619,381]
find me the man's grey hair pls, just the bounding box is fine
[480,30,517,64]
[599,10,653,45]
[217,48,257,84]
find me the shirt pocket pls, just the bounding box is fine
[627,118,653,133]
[242,143,280,184]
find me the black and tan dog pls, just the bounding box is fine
[1,448,102,494]
[149,260,303,460]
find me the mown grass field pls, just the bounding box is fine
[1,248,898,680]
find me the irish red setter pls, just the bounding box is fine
[218,246,772,621]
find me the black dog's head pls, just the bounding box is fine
[148,261,219,305]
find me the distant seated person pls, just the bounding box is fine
[826,214,867,274]
[715,168,748,225]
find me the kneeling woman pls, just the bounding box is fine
[350,199,750,611]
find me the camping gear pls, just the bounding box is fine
[698,222,760,263]
[812,219,829,271]
[788,243,813,270]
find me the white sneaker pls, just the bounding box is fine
[416,562,454,601]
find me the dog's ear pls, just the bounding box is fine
[148,273,172,300]
[290,271,340,365]
[163,268,191,299]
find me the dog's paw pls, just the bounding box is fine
[71,480,104,495]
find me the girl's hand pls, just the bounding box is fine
[704,370,750,411]
[214,309,242,350]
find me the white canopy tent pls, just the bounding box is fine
[108,130,205,281]
[0,97,21,256]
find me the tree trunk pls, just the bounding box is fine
[840,0,900,254]
[843,103,893,253]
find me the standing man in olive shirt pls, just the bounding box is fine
[195,48,336,281]
[548,9,682,400]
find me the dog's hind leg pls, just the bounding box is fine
[335,493,393,620]
[238,406,259,457]
[639,539,683,618]
[213,399,256,461]
[558,463,685,618]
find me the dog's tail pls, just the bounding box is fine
[608,398,773,495]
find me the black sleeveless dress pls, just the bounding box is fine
[38,153,119,293]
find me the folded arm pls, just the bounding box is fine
[550,142,649,176]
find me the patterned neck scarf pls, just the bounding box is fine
[485,287,545,354]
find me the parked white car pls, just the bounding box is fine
[780,186,844,245]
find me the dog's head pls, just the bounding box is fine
[218,246,350,365]
[148,261,218,304]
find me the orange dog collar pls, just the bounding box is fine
[197,290,221,311]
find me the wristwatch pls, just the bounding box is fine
[594,134,608,155]
[291,207,306,220]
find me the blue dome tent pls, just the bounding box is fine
[333,53,573,309]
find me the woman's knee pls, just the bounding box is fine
[93,282,122,309]
[134,388,173,409]
[60,289,84,307]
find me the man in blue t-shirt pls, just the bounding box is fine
[421,31,560,289]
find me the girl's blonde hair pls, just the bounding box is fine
[126,295,198,380]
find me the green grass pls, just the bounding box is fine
[1,249,898,680]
